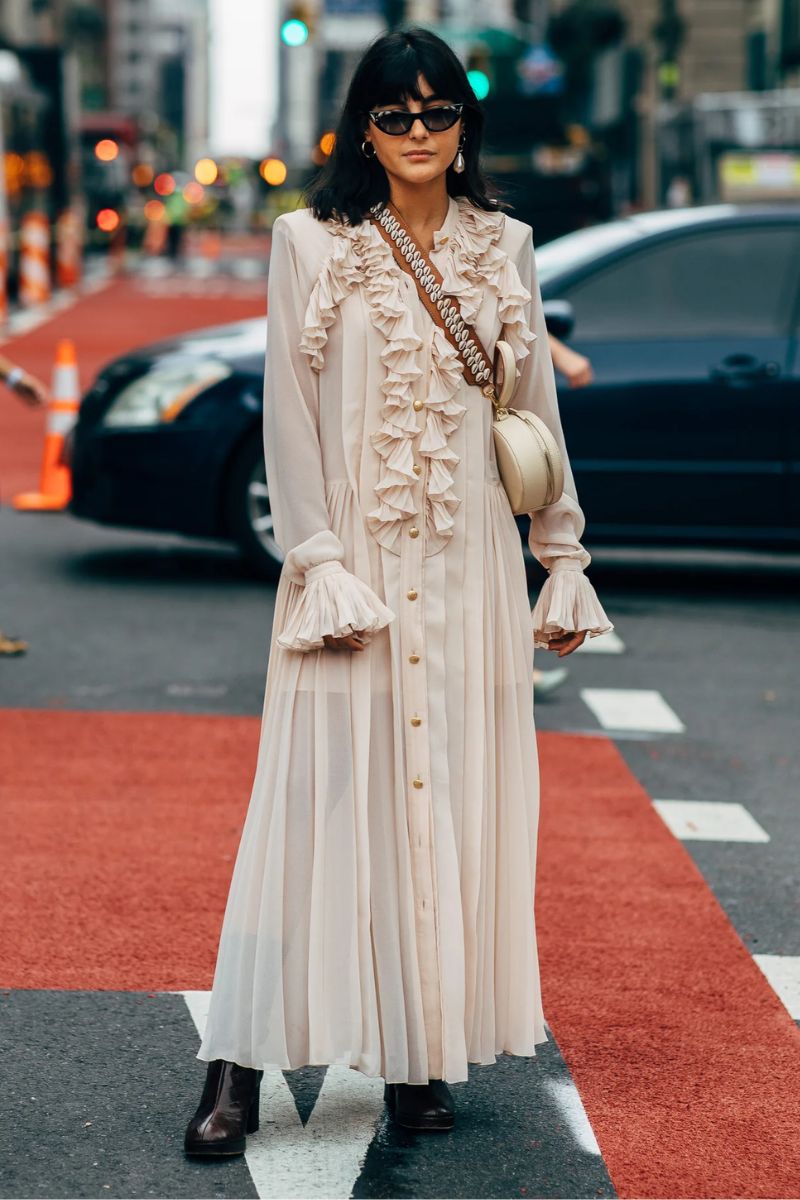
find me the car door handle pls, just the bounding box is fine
[710,354,781,384]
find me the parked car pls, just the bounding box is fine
[68,319,280,576]
[68,204,800,577]
[535,203,800,550]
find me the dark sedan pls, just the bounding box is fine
[69,204,800,576]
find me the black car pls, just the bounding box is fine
[69,204,800,576]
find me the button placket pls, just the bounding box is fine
[399,382,444,1081]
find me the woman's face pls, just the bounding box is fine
[363,73,463,187]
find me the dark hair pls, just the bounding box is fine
[304,26,507,226]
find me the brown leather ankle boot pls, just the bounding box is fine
[384,1079,455,1130]
[184,1059,263,1156]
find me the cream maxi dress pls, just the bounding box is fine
[197,193,614,1085]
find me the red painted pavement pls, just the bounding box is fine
[0,277,266,501]
[1,708,798,1196]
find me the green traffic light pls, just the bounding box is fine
[281,18,309,46]
[467,69,490,100]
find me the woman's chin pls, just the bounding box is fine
[393,159,445,184]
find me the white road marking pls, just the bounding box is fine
[250,1069,384,1199]
[574,630,625,654]
[753,956,800,1019]
[178,990,384,1199]
[541,1078,601,1155]
[165,682,229,698]
[580,687,685,733]
[653,799,770,842]
[180,989,211,1036]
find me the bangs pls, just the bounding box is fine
[360,40,467,110]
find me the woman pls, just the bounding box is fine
[185,27,613,1155]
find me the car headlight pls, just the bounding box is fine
[101,360,232,428]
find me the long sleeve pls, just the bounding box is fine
[264,215,395,651]
[511,229,614,649]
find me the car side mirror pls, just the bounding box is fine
[543,300,575,341]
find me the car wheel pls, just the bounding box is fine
[224,433,283,581]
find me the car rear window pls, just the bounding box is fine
[559,225,800,339]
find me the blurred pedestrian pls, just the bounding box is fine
[1,354,49,656]
[185,27,613,1155]
[549,333,594,389]
[1,354,48,408]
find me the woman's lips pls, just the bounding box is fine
[405,151,434,159]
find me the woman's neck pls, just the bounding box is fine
[386,179,450,250]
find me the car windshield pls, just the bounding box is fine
[535,221,643,287]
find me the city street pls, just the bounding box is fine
[1,273,799,1199]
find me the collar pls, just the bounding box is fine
[432,194,460,252]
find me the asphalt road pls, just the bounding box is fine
[2,505,799,1199]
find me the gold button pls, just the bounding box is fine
[413,399,424,411]
[409,653,420,664]
[413,464,422,476]
[407,588,418,600]
[410,716,422,727]
[412,777,424,789]
[409,526,419,538]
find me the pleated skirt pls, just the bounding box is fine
[197,476,548,1084]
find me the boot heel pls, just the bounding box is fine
[383,1083,395,1110]
[246,1075,262,1134]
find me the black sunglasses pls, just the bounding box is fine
[367,102,464,136]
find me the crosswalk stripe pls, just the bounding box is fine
[541,1078,601,1155]
[580,687,685,732]
[652,799,770,842]
[178,991,383,1199]
[753,956,800,1019]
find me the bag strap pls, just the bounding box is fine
[368,200,501,396]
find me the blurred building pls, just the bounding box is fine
[546,0,800,208]
[0,0,211,290]
[109,0,209,166]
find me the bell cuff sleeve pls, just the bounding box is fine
[276,558,396,653]
[531,557,615,649]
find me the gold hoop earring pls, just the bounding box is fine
[362,139,376,159]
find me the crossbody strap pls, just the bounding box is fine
[368,200,501,396]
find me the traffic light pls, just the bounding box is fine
[281,3,314,46]
[466,47,491,100]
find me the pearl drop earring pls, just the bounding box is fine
[453,135,466,174]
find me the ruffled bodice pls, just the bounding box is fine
[297,196,537,556]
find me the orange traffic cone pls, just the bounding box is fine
[19,211,52,307]
[14,339,80,512]
[55,207,83,289]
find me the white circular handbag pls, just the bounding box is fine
[490,339,565,514]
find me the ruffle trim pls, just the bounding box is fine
[297,199,537,552]
[440,199,537,367]
[531,566,615,650]
[276,560,396,653]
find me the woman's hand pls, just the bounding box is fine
[545,630,587,658]
[322,631,369,652]
[548,335,594,389]
[13,372,49,407]
[557,347,594,389]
